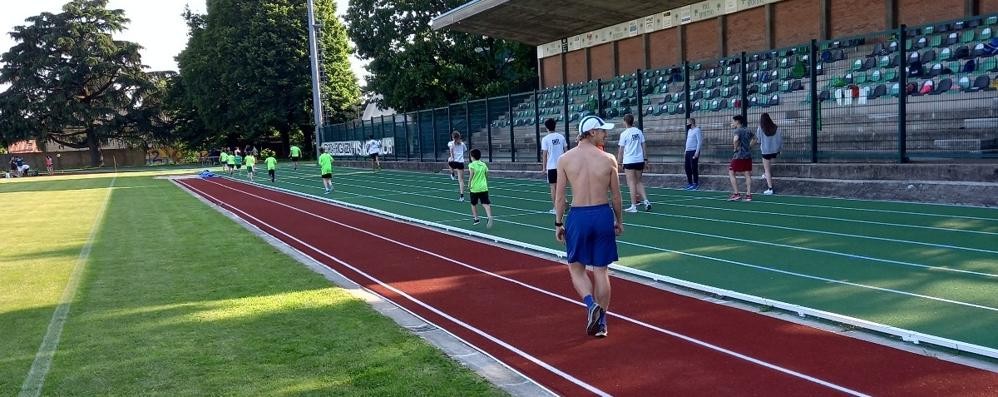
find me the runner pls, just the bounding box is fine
[318,147,334,194]
[244,151,256,182]
[555,115,623,338]
[365,135,382,172]
[265,152,277,183]
[467,149,493,228]
[290,144,302,170]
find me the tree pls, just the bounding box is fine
[0,0,164,166]
[172,0,360,154]
[345,0,538,112]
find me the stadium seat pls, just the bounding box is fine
[932,78,954,94]
[958,75,972,91]
[945,32,959,46]
[961,29,976,44]
[868,84,887,100]
[970,74,994,91]
[940,47,953,61]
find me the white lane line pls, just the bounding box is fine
[320,170,998,255]
[179,181,610,397]
[199,178,870,397]
[18,174,117,397]
[323,166,998,222]
[242,176,998,311]
[272,170,998,273]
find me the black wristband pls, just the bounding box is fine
[554,222,564,227]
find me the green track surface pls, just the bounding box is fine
[0,171,502,396]
[231,163,998,350]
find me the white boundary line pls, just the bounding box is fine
[246,175,998,311]
[198,178,872,396]
[177,180,605,396]
[220,175,998,360]
[18,174,117,397]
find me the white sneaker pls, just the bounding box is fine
[763,189,774,195]
[458,196,465,202]
[624,205,638,213]
[450,173,456,180]
[642,200,652,211]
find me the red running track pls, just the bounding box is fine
[178,178,998,396]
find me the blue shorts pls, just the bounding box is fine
[565,204,618,267]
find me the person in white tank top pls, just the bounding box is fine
[447,131,468,202]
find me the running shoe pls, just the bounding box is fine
[473,218,480,225]
[450,173,456,180]
[683,184,694,190]
[458,196,465,202]
[624,205,638,213]
[586,304,605,336]
[595,323,607,338]
[727,193,741,201]
[763,188,774,195]
[744,194,753,202]
[691,183,699,191]
[642,200,652,212]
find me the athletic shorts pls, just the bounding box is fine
[369,153,379,159]
[246,166,253,172]
[565,204,618,267]
[235,164,242,169]
[623,162,645,171]
[762,152,780,160]
[227,163,234,168]
[321,173,332,179]
[547,169,557,184]
[291,155,301,161]
[470,191,490,205]
[729,158,752,172]
[448,161,465,170]
[268,170,275,177]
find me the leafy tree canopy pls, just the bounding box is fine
[345,0,538,112]
[0,0,167,166]
[172,0,360,153]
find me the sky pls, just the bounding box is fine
[0,0,368,83]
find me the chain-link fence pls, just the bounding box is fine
[322,15,998,163]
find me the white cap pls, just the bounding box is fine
[578,115,615,135]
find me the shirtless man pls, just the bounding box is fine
[555,115,624,338]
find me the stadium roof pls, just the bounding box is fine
[430,0,702,45]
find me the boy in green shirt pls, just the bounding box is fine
[290,144,302,170]
[318,147,334,194]
[467,149,493,228]
[244,153,257,181]
[226,149,236,175]
[219,149,228,173]
[265,154,277,182]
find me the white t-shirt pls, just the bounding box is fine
[448,140,467,162]
[618,127,646,164]
[685,127,702,152]
[366,139,381,155]
[540,132,567,170]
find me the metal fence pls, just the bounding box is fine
[322,16,998,163]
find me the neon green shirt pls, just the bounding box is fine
[265,156,277,170]
[245,155,256,167]
[226,154,236,165]
[290,146,302,157]
[318,153,333,174]
[219,152,228,163]
[468,160,488,193]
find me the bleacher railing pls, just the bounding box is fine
[322,16,998,163]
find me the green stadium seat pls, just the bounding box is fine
[988,16,998,26]
[981,27,994,41]
[884,68,897,81]
[852,59,863,71]
[930,34,943,47]
[854,71,867,84]
[939,47,952,61]
[980,56,997,72]
[961,29,976,44]
[869,69,883,82]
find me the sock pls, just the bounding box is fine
[583,295,594,309]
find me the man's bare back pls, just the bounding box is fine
[554,131,624,241]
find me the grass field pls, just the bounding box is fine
[227,163,998,351]
[0,171,502,396]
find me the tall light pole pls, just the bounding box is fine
[306,0,323,159]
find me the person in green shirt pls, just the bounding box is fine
[318,147,334,194]
[290,145,302,170]
[233,150,243,172]
[467,149,493,228]
[225,148,236,175]
[219,149,228,173]
[244,153,257,181]
[265,154,277,183]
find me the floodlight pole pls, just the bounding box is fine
[307,0,323,160]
